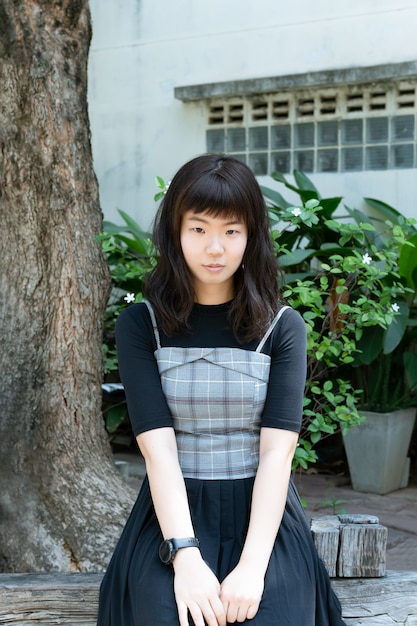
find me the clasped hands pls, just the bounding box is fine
[174,549,264,626]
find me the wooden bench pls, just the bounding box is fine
[0,573,101,625]
[1,570,417,625]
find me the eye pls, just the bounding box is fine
[226,229,238,235]
[192,227,205,233]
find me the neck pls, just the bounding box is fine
[194,284,234,305]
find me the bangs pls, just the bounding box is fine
[177,174,253,226]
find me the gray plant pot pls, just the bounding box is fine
[343,407,416,495]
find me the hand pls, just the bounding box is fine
[220,563,264,623]
[173,549,226,626]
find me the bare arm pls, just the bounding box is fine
[137,428,226,626]
[219,427,298,623]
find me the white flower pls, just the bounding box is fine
[291,207,302,217]
[391,303,400,313]
[163,180,171,195]
[362,253,372,265]
[124,293,135,304]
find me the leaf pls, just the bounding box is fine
[278,248,316,267]
[344,204,373,226]
[383,301,409,354]
[118,209,151,240]
[260,185,292,209]
[271,170,304,196]
[354,326,384,365]
[102,220,129,234]
[319,197,343,219]
[102,213,153,259]
[304,198,321,210]
[110,233,149,256]
[404,352,417,390]
[399,234,417,289]
[364,198,417,232]
[298,189,320,203]
[270,171,288,185]
[293,170,319,195]
[105,404,127,433]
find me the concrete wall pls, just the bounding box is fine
[88,0,417,228]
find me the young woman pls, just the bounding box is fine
[98,154,346,625]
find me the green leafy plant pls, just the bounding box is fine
[100,171,416,464]
[262,170,415,469]
[347,202,417,411]
[98,208,157,434]
[153,175,170,202]
[314,497,348,516]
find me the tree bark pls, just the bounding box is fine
[0,0,135,572]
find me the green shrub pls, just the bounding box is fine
[100,172,416,466]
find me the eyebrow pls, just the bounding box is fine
[186,215,243,226]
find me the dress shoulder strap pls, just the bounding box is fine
[255,305,291,352]
[144,301,162,349]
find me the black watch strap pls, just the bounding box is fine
[159,537,200,564]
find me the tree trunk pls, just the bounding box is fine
[0,0,135,572]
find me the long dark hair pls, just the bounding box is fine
[145,154,281,342]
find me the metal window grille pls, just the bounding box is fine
[205,80,417,175]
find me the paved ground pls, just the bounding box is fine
[114,451,417,573]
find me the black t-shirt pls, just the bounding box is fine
[115,301,307,436]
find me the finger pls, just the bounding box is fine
[247,603,260,620]
[220,598,228,621]
[177,601,191,626]
[201,599,226,626]
[225,603,238,624]
[188,598,223,626]
[187,602,206,626]
[236,605,249,623]
[209,596,227,626]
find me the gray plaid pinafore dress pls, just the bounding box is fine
[97,304,346,626]
[146,301,289,482]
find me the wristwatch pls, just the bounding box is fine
[159,537,200,564]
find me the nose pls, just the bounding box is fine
[206,236,224,256]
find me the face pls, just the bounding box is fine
[180,210,248,304]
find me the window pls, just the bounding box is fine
[205,81,417,175]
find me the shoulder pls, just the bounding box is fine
[116,301,152,328]
[279,306,306,332]
[115,302,155,348]
[270,306,306,352]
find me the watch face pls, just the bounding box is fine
[159,540,174,564]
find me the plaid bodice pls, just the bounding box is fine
[145,302,289,480]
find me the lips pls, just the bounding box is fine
[203,264,225,272]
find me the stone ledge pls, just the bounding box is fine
[174,61,417,101]
[1,571,417,625]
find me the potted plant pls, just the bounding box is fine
[341,206,417,494]
[261,172,416,484]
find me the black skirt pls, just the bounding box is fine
[98,476,346,625]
